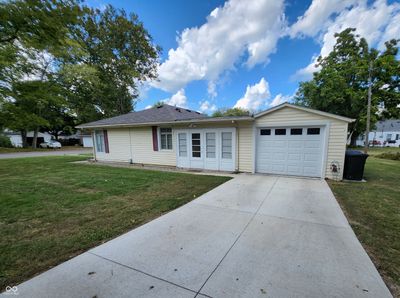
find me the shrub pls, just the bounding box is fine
[376,152,400,161]
[0,134,13,148]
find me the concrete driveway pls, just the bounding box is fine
[0,149,91,159]
[9,175,391,298]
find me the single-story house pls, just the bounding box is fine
[77,103,354,180]
[356,119,400,147]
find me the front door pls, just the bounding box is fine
[176,128,236,171]
[189,132,203,169]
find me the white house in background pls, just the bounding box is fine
[81,134,93,147]
[58,131,93,147]
[5,131,53,147]
[77,103,354,180]
[356,120,400,147]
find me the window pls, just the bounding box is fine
[192,133,201,157]
[206,133,216,158]
[260,129,271,135]
[396,134,399,140]
[160,128,172,150]
[178,133,187,157]
[290,128,303,135]
[95,130,105,152]
[307,128,320,135]
[221,132,232,159]
[275,129,286,135]
[386,134,392,141]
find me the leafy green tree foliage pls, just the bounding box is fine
[295,28,399,144]
[0,0,83,147]
[212,107,250,117]
[62,5,161,122]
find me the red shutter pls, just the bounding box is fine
[103,130,109,153]
[152,126,158,151]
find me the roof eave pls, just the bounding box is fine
[76,116,254,129]
[254,103,355,123]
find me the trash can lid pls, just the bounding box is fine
[346,150,368,156]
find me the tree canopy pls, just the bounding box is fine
[295,28,400,144]
[212,107,250,117]
[0,0,161,147]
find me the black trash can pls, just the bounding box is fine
[343,150,369,181]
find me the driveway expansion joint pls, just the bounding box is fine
[193,177,279,297]
[88,251,200,295]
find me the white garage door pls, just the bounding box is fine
[256,127,325,177]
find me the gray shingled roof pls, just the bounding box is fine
[77,104,208,128]
[374,120,400,132]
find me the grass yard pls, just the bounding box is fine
[0,156,231,290]
[0,146,87,154]
[328,147,400,296]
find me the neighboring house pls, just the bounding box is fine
[77,103,354,180]
[58,131,93,147]
[5,131,53,147]
[81,134,93,148]
[356,120,400,147]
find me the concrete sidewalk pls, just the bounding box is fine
[0,149,91,159]
[6,175,391,298]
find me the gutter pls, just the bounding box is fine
[76,117,254,130]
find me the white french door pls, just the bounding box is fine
[176,128,236,171]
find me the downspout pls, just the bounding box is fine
[234,121,239,172]
[92,130,97,161]
[128,127,133,164]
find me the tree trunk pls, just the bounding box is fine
[350,133,358,147]
[32,128,39,149]
[21,130,28,148]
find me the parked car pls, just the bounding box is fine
[39,140,62,149]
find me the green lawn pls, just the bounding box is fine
[328,149,400,296]
[0,146,87,153]
[0,156,230,290]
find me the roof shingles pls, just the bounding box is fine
[78,104,207,128]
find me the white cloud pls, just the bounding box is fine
[289,0,359,38]
[162,89,188,108]
[234,77,270,111]
[145,105,152,109]
[291,0,400,80]
[152,0,286,92]
[199,100,217,113]
[270,93,292,107]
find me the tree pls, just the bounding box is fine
[212,107,250,117]
[62,5,161,123]
[295,28,399,145]
[0,0,83,147]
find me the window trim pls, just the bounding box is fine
[95,130,105,153]
[159,127,173,151]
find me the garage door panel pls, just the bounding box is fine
[288,140,303,148]
[272,141,287,148]
[304,141,321,148]
[256,127,324,178]
[287,153,301,161]
[304,153,319,161]
[273,152,286,161]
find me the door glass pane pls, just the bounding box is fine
[192,133,201,158]
[178,133,187,157]
[221,132,232,159]
[307,128,320,135]
[275,129,286,135]
[206,132,216,158]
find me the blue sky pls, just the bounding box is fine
[86,0,400,114]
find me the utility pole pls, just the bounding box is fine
[364,60,372,154]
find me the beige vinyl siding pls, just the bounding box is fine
[255,107,348,179]
[130,127,176,166]
[237,123,253,172]
[95,128,131,162]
